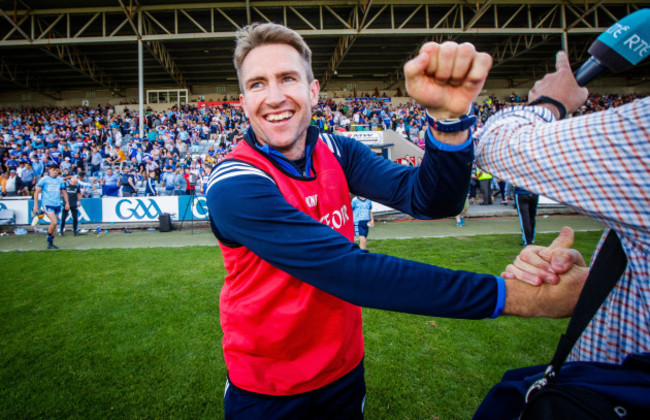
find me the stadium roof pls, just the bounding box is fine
[1,0,649,99]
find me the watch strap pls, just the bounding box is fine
[528,96,567,119]
[426,105,477,133]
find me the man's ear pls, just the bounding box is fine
[240,94,249,118]
[310,79,320,107]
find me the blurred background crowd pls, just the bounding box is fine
[1,92,645,199]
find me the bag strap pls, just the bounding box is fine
[550,230,628,372]
[526,230,628,400]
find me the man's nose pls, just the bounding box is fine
[266,81,285,105]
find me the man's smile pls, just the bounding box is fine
[265,111,294,122]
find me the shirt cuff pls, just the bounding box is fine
[426,129,473,152]
[490,276,506,318]
[516,105,556,123]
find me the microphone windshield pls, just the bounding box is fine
[574,9,650,85]
[591,9,650,71]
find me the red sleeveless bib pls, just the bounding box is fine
[218,137,364,396]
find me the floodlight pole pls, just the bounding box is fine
[138,11,145,139]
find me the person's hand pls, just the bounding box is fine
[528,51,589,117]
[404,41,492,120]
[503,226,590,318]
[502,226,586,286]
[504,262,589,318]
[65,203,70,211]
[368,220,374,228]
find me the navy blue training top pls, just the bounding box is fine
[206,126,505,319]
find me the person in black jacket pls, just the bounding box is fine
[120,167,138,197]
[60,175,84,236]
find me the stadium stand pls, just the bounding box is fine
[0,93,646,199]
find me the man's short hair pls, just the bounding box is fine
[233,22,314,90]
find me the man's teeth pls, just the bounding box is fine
[266,112,293,122]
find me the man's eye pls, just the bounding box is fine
[249,82,262,90]
[283,76,296,82]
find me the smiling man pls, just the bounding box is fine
[236,42,316,160]
[206,23,586,419]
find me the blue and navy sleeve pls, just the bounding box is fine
[329,130,473,219]
[207,162,503,320]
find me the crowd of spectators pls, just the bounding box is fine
[1,92,646,199]
[571,93,648,116]
[0,103,248,198]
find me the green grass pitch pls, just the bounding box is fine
[0,231,602,419]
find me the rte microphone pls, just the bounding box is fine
[574,8,650,86]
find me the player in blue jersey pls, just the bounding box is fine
[33,163,69,249]
[352,196,374,250]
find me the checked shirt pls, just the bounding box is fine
[475,97,650,364]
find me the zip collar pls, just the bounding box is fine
[245,126,319,178]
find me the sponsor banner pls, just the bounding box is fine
[80,199,104,223]
[7,196,212,225]
[342,131,383,145]
[177,195,210,221]
[0,198,30,224]
[344,97,392,102]
[71,199,103,224]
[103,196,179,223]
[30,198,104,225]
[198,101,241,108]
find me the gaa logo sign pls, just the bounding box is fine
[191,196,210,220]
[116,198,162,220]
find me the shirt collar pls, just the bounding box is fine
[245,126,319,178]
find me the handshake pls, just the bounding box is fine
[502,227,589,318]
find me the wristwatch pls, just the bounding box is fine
[528,96,567,119]
[426,104,477,133]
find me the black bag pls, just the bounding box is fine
[522,384,621,420]
[159,213,172,232]
[474,231,650,419]
[474,353,650,419]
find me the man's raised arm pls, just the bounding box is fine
[404,41,492,145]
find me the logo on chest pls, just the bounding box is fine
[319,204,350,230]
[305,194,318,208]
